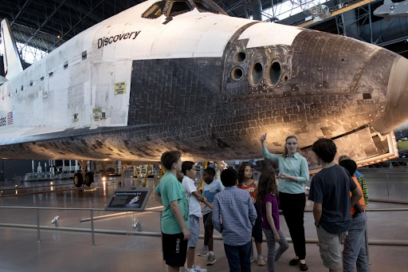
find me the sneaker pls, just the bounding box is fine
[257,255,266,266]
[289,258,299,266]
[207,254,217,265]
[190,265,207,272]
[299,262,308,271]
[198,246,208,257]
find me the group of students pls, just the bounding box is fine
[154,133,369,272]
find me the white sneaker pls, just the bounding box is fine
[257,255,266,266]
[206,253,216,265]
[190,265,207,272]
[198,246,208,257]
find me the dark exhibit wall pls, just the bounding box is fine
[0,159,51,182]
[0,159,3,182]
[0,55,4,77]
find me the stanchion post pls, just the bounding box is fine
[160,211,163,252]
[91,209,95,246]
[37,209,40,241]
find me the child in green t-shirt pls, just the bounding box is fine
[155,151,190,272]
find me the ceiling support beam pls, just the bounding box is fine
[10,0,33,27]
[53,0,103,22]
[22,0,69,50]
[368,4,373,44]
[46,0,106,52]
[298,0,379,28]
[251,0,263,21]
[378,35,408,47]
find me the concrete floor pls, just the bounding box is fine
[0,172,408,272]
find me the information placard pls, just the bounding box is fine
[114,82,126,95]
[105,187,151,211]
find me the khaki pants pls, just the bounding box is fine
[316,225,347,269]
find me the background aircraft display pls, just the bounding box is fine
[374,0,408,20]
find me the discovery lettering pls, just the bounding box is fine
[97,31,141,49]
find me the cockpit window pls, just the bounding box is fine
[169,1,193,17]
[193,0,222,14]
[142,1,166,19]
[142,0,227,20]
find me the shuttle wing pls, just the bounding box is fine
[0,124,157,146]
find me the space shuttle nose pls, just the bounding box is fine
[372,56,408,134]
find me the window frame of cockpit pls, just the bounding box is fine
[192,0,226,15]
[141,0,166,19]
[141,0,227,20]
[166,0,194,17]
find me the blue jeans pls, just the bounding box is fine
[343,212,369,272]
[224,241,251,272]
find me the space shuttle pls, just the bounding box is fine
[1,0,408,178]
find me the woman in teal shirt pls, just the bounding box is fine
[261,133,309,271]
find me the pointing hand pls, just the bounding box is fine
[260,133,267,143]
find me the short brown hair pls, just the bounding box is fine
[182,161,195,175]
[161,151,181,171]
[312,139,337,163]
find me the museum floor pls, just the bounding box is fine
[0,171,407,272]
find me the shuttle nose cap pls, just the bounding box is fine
[372,56,408,134]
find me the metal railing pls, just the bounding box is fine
[1,205,408,247]
[359,159,408,169]
[0,206,165,246]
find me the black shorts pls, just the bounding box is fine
[162,232,188,267]
[252,202,263,244]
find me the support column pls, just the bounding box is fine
[340,0,359,39]
[251,0,262,21]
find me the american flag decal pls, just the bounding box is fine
[7,112,13,125]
